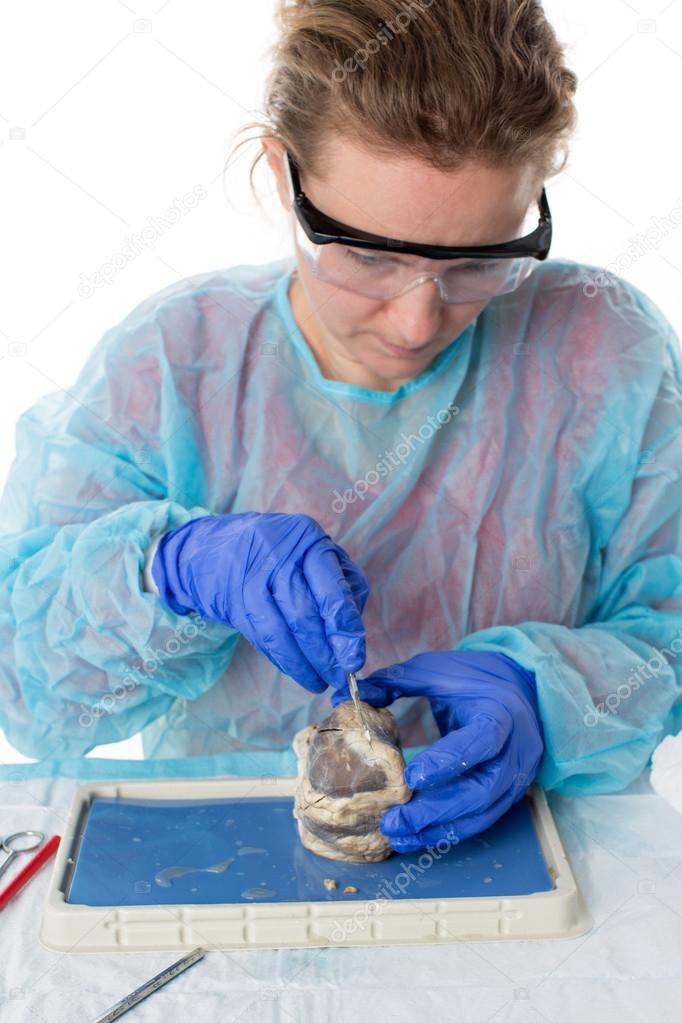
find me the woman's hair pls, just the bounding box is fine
[228,0,578,197]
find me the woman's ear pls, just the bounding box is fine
[262,138,290,211]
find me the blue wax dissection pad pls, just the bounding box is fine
[65,795,553,906]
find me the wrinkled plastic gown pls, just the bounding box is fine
[293,700,412,862]
[2,255,682,798]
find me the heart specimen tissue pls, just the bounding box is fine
[292,700,412,863]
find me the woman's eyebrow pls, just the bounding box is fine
[360,246,481,266]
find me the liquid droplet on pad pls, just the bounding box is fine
[154,857,235,888]
[237,847,267,856]
[241,886,276,899]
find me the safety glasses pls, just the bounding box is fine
[284,149,552,305]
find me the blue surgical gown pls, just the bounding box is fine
[1,255,681,794]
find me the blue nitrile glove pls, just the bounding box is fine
[151,512,369,693]
[331,650,544,851]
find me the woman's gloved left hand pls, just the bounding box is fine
[332,650,544,852]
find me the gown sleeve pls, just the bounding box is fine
[0,305,240,760]
[456,293,682,794]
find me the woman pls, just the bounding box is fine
[1,0,681,853]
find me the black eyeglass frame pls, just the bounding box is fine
[285,150,552,262]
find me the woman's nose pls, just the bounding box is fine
[386,276,444,347]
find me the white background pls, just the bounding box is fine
[1,0,681,764]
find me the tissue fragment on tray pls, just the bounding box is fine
[292,700,412,863]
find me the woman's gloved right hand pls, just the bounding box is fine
[151,512,369,693]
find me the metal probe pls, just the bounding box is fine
[346,670,372,744]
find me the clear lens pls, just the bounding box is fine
[292,215,536,305]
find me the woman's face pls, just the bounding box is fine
[265,134,541,392]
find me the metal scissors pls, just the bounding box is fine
[0,831,45,882]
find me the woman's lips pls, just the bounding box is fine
[376,335,434,358]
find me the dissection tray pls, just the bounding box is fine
[39,776,591,952]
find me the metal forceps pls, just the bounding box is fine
[0,831,45,882]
